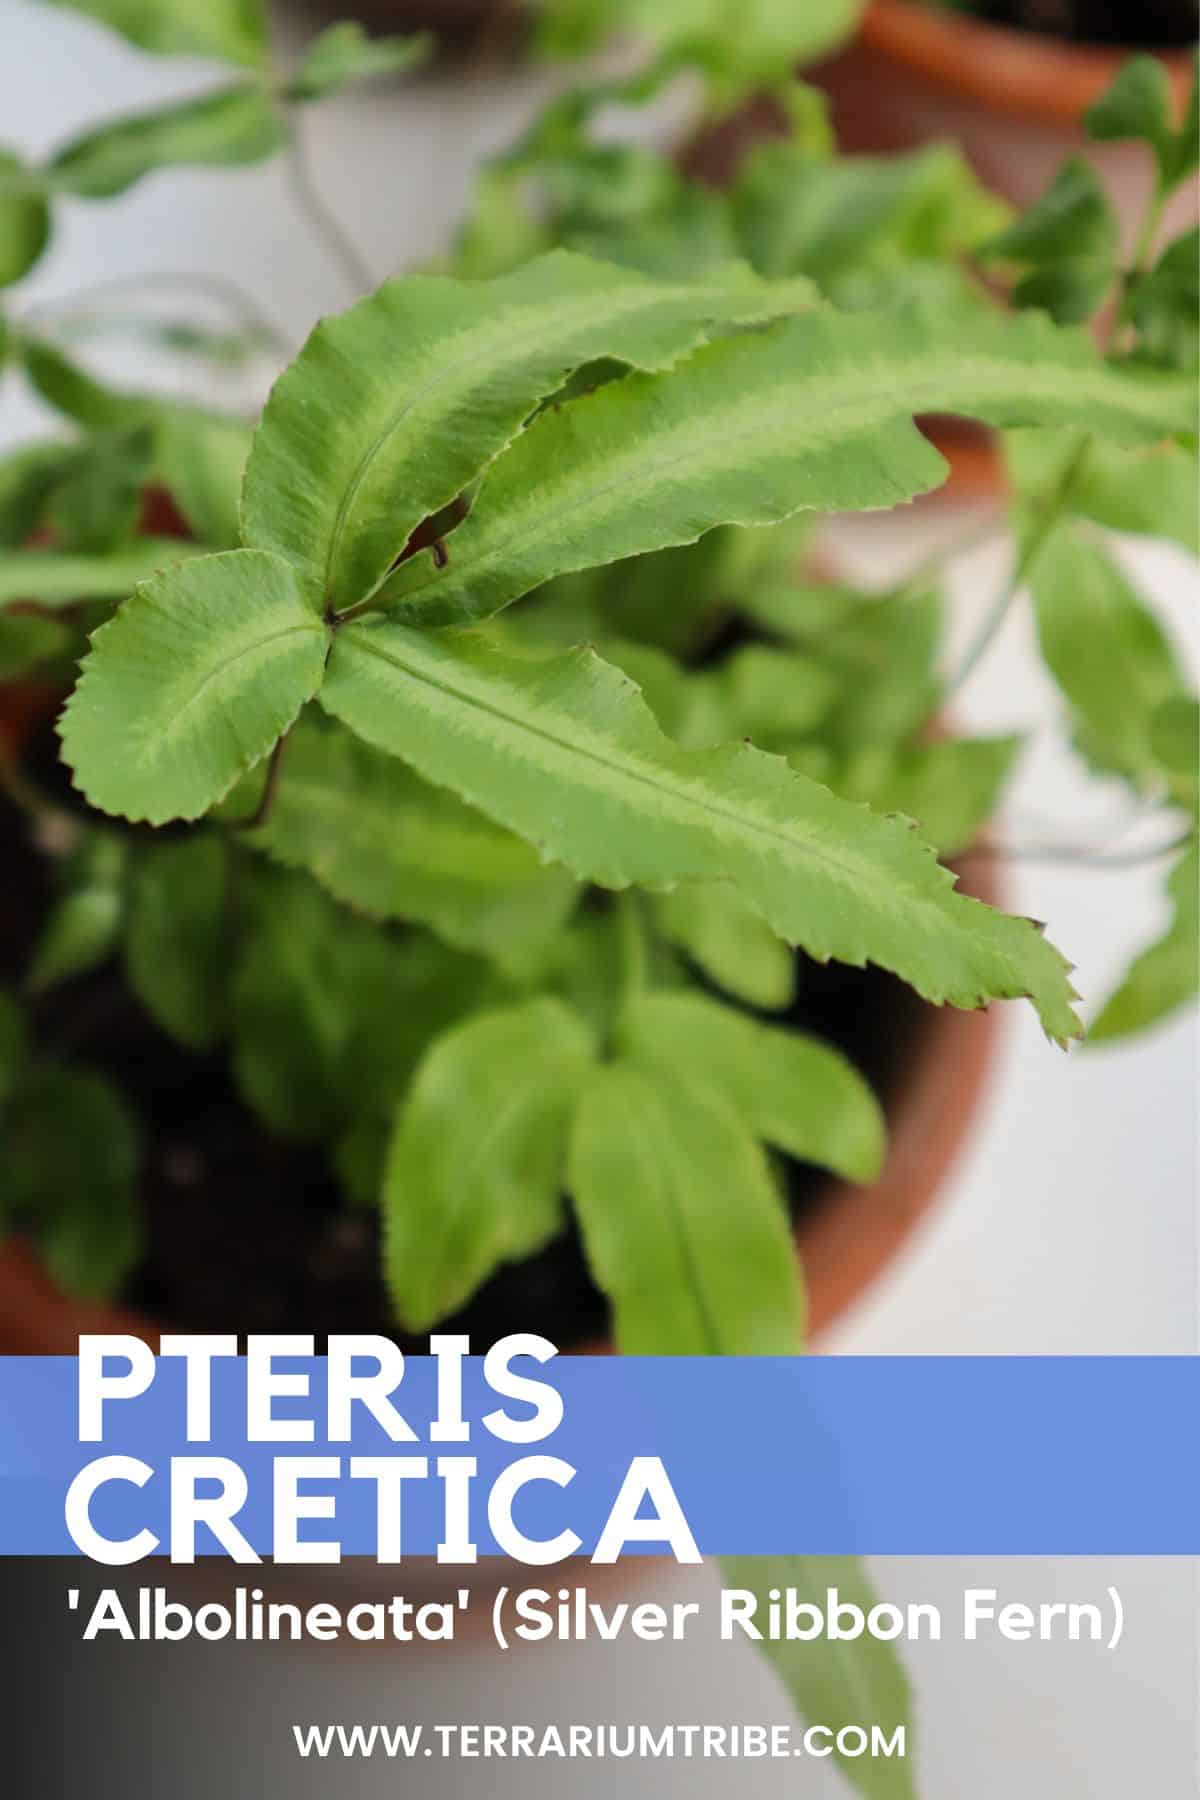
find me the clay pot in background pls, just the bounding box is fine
[812,0,1198,250]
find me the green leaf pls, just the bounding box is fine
[651,884,795,1010]
[1089,844,1198,1043]
[711,643,838,748]
[48,426,154,553]
[27,833,127,993]
[286,23,433,103]
[241,713,578,963]
[567,1062,805,1353]
[125,835,230,1050]
[721,1555,916,1800]
[451,164,553,282]
[0,611,72,681]
[732,141,1010,285]
[829,736,1022,859]
[19,340,149,430]
[48,85,288,200]
[322,623,1083,1040]
[1130,227,1199,368]
[229,867,501,1143]
[1,1063,141,1301]
[621,989,884,1182]
[0,991,28,1107]
[380,305,1191,629]
[602,636,837,753]
[60,549,328,823]
[0,441,78,547]
[981,159,1117,325]
[383,996,593,1331]
[34,0,269,69]
[1085,54,1179,184]
[1031,529,1189,788]
[1150,695,1199,795]
[1005,428,1199,556]
[536,0,866,85]
[0,147,50,288]
[153,406,253,549]
[28,887,123,992]
[0,537,202,607]
[1164,53,1200,187]
[241,252,816,611]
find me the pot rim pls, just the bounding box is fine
[860,0,1194,130]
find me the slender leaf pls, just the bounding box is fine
[125,835,230,1050]
[721,1555,916,1800]
[33,0,269,69]
[241,252,816,611]
[652,884,795,1010]
[1089,845,1198,1043]
[567,1062,805,1354]
[60,548,328,823]
[1031,529,1189,788]
[322,623,1082,1040]
[286,23,432,103]
[383,997,594,1331]
[19,340,149,430]
[49,85,288,200]
[0,148,50,288]
[621,989,885,1182]
[241,713,578,962]
[1,1063,141,1301]
[0,537,202,607]
[380,305,1192,629]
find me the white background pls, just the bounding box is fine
[1,3,1196,1793]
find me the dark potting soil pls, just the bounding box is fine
[1,720,923,1349]
[958,0,1197,48]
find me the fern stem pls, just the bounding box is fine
[947,432,1090,695]
[287,126,376,298]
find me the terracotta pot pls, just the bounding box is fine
[0,684,1000,1354]
[813,1,1197,243]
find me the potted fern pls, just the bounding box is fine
[0,7,1196,1795]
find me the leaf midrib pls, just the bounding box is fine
[341,627,976,944]
[159,619,323,749]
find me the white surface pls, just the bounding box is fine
[2,4,1197,1793]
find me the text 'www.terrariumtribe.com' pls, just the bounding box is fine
[290,1722,909,1762]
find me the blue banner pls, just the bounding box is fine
[0,1355,1195,1558]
